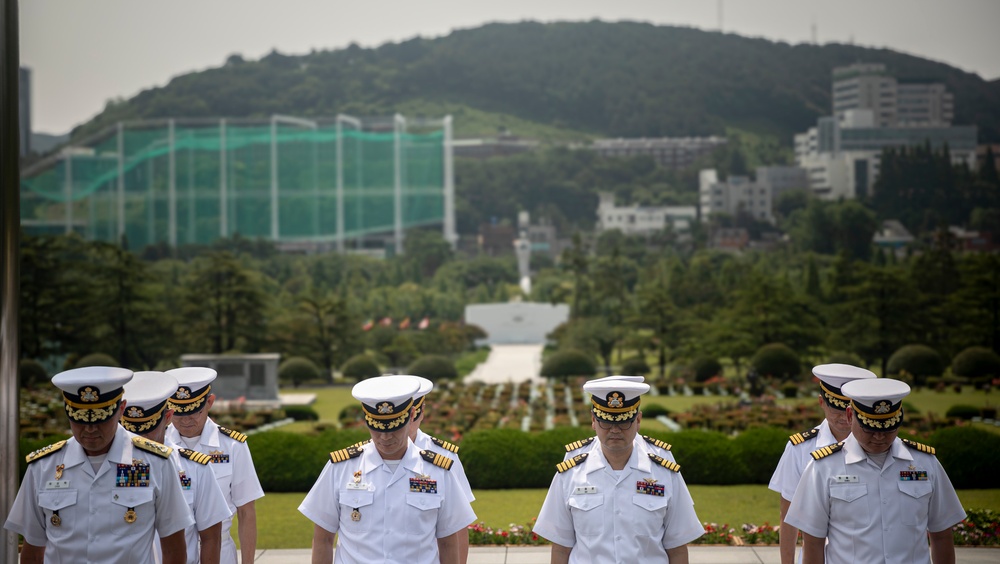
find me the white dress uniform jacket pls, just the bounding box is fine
[165,442,233,564]
[768,419,836,501]
[4,426,194,564]
[534,439,704,563]
[298,438,477,564]
[414,429,475,503]
[165,417,264,564]
[785,434,966,564]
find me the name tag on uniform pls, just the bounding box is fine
[346,482,370,490]
[573,485,597,495]
[834,475,858,483]
[45,480,70,489]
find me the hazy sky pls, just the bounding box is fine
[20,0,1000,134]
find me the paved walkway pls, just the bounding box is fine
[247,546,998,563]
[465,344,544,384]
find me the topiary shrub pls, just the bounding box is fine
[278,356,320,388]
[886,344,945,386]
[951,347,1000,389]
[19,359,48,389]
[732,426,790,483]
[945,404,982,420]
[781,382,799,399]
[642,404,671,419]
[692,357,723,383]
[540,349,596,379]
[658,430,749,484]
[75,352,119,368]
[930,426,1000,489]
[341,354,381,381]
[407,355,458,381]
[283,405,319,422]
[620,356,650,377]
[751,343,801,381]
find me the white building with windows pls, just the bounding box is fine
[595,192,697,235]
[832,63,954,127]
[699,166,807,224]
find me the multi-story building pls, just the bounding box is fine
[795,110,977,199]
[595,192,697,235]
[832,63,953,127]
[699,166,808,224]
[591,136,727,170]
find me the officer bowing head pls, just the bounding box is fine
[842,377,909,454]
[352,375,420,460]
[121,372,178,444]
[54,366,134,456]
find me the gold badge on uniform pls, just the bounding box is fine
[351,508,361,522]
[55,464,64,480]
[50,511,61,527]
[124,508,137,524]
[353,470,362,484]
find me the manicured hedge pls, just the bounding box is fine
[928,426,1000,489]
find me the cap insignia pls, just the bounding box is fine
[874,400,891,414]
[607,392,624,408]
[176,387,191,400]
[127,406,145,418]
[80,387,99,402]
[377,402,394,414]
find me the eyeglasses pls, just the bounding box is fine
[596,419,634,431]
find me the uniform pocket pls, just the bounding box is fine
[109,488,155,537]
[339,490,374,533]
[404,493,443,536]
[568,494,605,536]
[897,480,932,526]
[631,494,670,537]
[38,489,78,542]
[829,484,869,529]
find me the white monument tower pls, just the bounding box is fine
[514,211,532,295]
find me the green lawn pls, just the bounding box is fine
[237,487,1000,548]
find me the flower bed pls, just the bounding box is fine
[954,509,1000,546]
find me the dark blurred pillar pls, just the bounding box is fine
[1,0,21,561]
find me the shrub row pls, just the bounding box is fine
[20,425,999,491]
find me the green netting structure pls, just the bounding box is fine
[20,115,455,253]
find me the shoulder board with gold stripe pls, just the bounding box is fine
[178,448,212,465]
[218,426,248,443]
[430,436,460,454]
[26,440,67,464]
[132,436,172,458]
[563,436,595,452]
[329,446,364,464]
[642,435,672,451]
[789,427,819,445]
[901,439,936,455]
[420,449,454,470]
[556,453,588,473]
[350,439,372,449]
[648,453,681,472]
[810,441,845,460]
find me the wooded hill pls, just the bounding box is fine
[75,20,1000,143]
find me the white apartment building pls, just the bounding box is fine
[832,63,953,127]
[595,192,697,235]
[592,136,728,170]
[698,167,807,224]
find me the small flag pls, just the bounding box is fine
[362,319,374,331]
[380,317,393,327]
[399,317,411,330]
[418,316,430,330]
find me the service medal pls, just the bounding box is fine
[351,508,361,522]
[50,512,61,527]
[124,508,137,524]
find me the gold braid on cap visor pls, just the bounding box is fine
[362,398,413,431]
[592,397,640,422]
[63,391,123,424]
[820,382,850,410]
[121,404,167,433]
[167,385,211,414]
[413,396,425,419]
[851,400,903,430]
